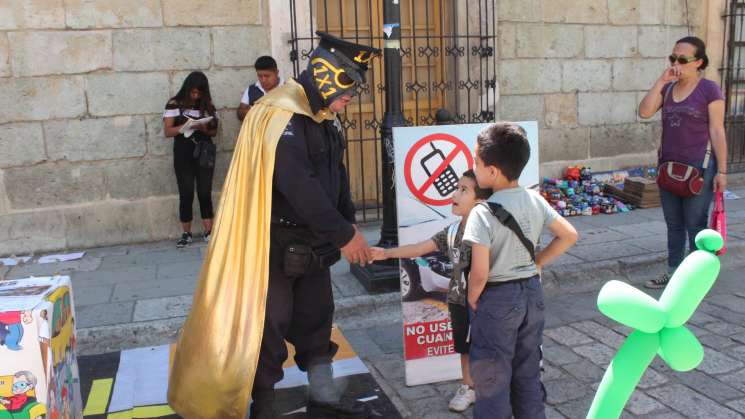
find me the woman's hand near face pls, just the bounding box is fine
[640,68,675,119]
[659,66,680,84]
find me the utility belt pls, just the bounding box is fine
[271,217,341,277]
[271,215,307,229]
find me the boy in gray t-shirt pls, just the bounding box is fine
[463,123,578,419]
[465,187,559,283]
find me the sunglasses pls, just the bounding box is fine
[669,54,699,65]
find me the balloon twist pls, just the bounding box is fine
[586,229,724,419]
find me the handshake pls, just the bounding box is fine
[339,226,391,266]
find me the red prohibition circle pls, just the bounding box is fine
[403,133,474,206]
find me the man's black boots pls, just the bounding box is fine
[307,363,368,419]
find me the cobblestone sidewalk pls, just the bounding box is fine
[344,267,745,418]
[3,188,745,418]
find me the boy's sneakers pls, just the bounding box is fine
[203,231,211,243]
[644,272,671,289]
[448,384,475,412]
[176,232,193,248]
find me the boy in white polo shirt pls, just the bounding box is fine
[236,55,284,121]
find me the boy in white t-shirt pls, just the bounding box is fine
[463,123,578,419]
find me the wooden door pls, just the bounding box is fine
[316,0,450,213]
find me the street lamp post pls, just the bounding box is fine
[350,0,405,292]
[379,0,406,247]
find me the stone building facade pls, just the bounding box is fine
[496,0,723,176]
[0,0,278,255]
[0,0,727,254]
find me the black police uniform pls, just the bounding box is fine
[252,69,357,397]
[250,31,379,419]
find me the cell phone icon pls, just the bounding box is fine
[421,143,458,197]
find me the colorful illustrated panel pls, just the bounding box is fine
[0,370,46,419]
[0,276,82,419]
[45,285,82,419]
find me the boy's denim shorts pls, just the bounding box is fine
[468,275,546,419]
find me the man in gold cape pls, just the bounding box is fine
[168,32,380,419]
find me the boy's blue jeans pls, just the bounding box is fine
[659,164,715,272]
[469,275,546,419]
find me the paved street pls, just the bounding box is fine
[348,267,745,419]
[3,188,745,417]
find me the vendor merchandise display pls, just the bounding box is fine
[541,167,632,217]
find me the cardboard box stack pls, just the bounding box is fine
[605,176,661,208]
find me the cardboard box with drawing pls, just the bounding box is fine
[0,276,82,419]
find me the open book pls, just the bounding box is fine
[179,116,214,138]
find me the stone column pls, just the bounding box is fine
[268,0,314,80]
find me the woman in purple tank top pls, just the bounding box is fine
[638,36,727,289]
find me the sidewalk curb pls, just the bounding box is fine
[77,241,745,356]
[77,293,404,356]
[78,317,184,356]
[543,241,745,295]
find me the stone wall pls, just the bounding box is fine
[0,0,724,255]
[0,0,272,255]
[496,0,710,177]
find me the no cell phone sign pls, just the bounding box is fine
[403,133,474,206]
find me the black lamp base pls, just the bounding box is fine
[350,259,400,293]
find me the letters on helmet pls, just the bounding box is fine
[353,50,374,64]
[311,57,355,100]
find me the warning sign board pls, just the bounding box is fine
[403,133,474,206]
[392,122,540,387]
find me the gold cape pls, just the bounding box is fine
[168,79,336,419]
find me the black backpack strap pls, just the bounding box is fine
[481,202,535,261]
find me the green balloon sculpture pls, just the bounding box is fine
[586,229,724,419]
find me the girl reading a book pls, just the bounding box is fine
[163,71,220,247]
